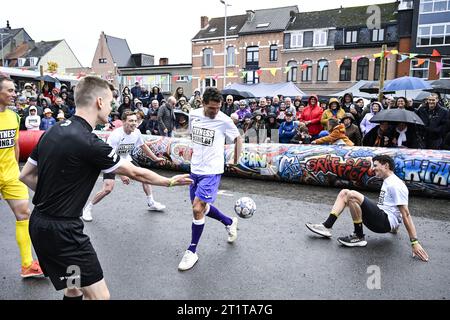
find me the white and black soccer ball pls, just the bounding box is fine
[234,197,256,219]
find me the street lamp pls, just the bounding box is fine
[220,0,231,89]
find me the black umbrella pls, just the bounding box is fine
[424,79,450,95]
[369,108,424,126]
[36,75,60,83]
[359,82,395,94]
[222,88,255,99]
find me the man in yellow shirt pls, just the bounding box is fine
[0,75,43,278]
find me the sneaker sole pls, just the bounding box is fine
[305,224,332,238]
[148,207,166,211]
[82,217,93,222]
[21,273,45,278]
[178,258,199,271]
[337,239,367,247]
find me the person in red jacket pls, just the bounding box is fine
[300,95,323,140]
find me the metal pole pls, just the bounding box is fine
[223,0,227,89]
[378,44,387,103]
[1,33,4,67]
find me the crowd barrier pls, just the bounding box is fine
[19,130,450,199]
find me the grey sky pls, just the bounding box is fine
[1,0,394,67]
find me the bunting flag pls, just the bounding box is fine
[187,75,192,82]
[318,60,328,71]
[352,55,361,62]
[335,59,344,68]
[199,74,205,81]
[300,64,308,71]
[227,72,235,77]
[435,62,443,75]
[283,66,292,74]
[269,68,277,77]
[172,75,178,82]
[212,74,219,81]
[240,71,248,78]
[383,51,390,58]
[409,53,418,59]
[432,49,441,57]
[397,54,409,63]
[149,76,155,82]
[414,59,426,67]
[136,76,143,82]
[256,69,263,76]
[161,76,167,81]
[373,53,382,58]
[390,49,399,55]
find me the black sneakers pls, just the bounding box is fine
[337,234,367,247]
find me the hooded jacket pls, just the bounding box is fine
[313,124,354,146]
[321,98,345,128]
[360,102,381,135]
[300,95,323,136]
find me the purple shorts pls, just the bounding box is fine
[189,173,222,204]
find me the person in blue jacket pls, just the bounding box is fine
[278,111,298,143]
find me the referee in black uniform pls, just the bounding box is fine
[19,76,192,300]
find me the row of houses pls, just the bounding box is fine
[1,1,450,97]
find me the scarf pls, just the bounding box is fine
[396,127,407,147]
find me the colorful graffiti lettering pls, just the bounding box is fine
[403,160,450,186]
[305,155,374,182]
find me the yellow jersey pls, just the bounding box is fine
[0,108,21,182]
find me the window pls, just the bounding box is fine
[317,59,329,82]
[269,45,278,62]
[339,59,352,81]
[374,57,388,80]
[256,23,270,28]
[99,58,107,64]
[372,29,385,42]
[410,59,430,79]
[345,30,358,43]
[287,61,297,82]
[356,58,369,81]
[176,76,189,82]
[227,46,235,66]
[417,23,450,46]
[203,48,213,67]
[200,77,217,92]
[245,71,260,84]
[29,57,39,67]
[441,58,450,78]
[290,32,303,48]
[420,0,450,13]
[246,46,259,66]
[314,30,328,46]
[18,58,26,67]
[301,60,313,82]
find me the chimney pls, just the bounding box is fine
[6,20,11,30]
[159,58,168,65]
[201,16,209,29]
[246,10,255,22]
[289,10,296,23]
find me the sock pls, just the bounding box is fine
[353,220,364,238]
[16,220,33,268]
[63,294,83,300]
[323,212,339,229]
[147,194,154,204]
[188,218,205,253]
[206,205,233,226]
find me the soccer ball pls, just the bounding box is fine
[234,197,256,219]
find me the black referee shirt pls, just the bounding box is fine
[29,115,122,218]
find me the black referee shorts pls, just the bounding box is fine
[29,211,103,291]
[360,197,392,234]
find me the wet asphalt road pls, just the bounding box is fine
[1,169,449,300]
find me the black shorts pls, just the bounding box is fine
[360,197,392,233]
[29,211,103,291]
[102,160,140,180]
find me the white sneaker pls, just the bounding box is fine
[148,201,166,211]
[226,217,238,243]
[305,223,332,238]
[82,204,93,222]
[178,250,198,271]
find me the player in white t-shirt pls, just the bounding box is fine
[82,111,166,222]
[306,154,429,262]
[178,87,243,271]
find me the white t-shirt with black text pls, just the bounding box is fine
[189,108,240,175]
[377,174,409,230]
[107,127,145,161]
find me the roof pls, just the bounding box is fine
[0,28,25,47]
[193,14,247,40]
[287,2,398,30]
[104,34,133,67]
[23,40,62,58]
[239,6,299,35]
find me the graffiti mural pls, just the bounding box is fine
[17,130,450,199]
